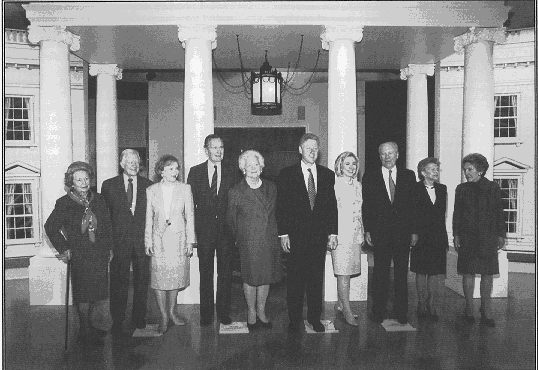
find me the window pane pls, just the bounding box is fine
[5,96,32,141]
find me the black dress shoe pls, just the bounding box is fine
[288,322,302,332]
[256,316,273,329]
[131,319,146,329]
[396,316,408,325]
[91,326,109,337]
[247,321,259,331]
[200,317,213,326]
[219,316,232,325]
[370,313,384,324]
[308,320,326,333]
[111,322,126,336]
[464,315,476,324]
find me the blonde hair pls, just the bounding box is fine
[334,152,358,178]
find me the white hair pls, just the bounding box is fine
[120,149,140,166]
[238,150,265,173]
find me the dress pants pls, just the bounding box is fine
[197,239,232,321]
[372,240,410,318]
[110,248,150,324]
[286,240,326,324]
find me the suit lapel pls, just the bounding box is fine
[134,175,146,217]
[294,163,311,209]
[378,168,391,204]
[115,175,130,209]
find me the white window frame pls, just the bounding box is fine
[493,174,527,242]
[493,93,523,146]
[4,95,36,147]
[4,177,41,257]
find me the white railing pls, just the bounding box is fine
[5,28,29,44]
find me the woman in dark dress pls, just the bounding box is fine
[44,162,113,344]
[227,150,282,331]
[410,157,449,321]
[453,153,505,327]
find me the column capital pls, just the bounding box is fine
[320,24,364,50]
[177,24,217,49]
[89,64,123,80]
[27,25,80,51]
[400,64,434,80]
[454,27,506,53]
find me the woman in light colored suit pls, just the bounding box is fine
[332,152,364,326]
[145,154,196,334]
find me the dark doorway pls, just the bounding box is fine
[365,80,407,172]
[214,127,306,182]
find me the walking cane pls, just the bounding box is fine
[65,254,71,351]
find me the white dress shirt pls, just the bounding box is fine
[300,160,317,192]
[381,166,397,200]
[207,161,222,194]
[123,173,137,214]
[425,184,436,204]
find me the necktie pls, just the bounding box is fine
[127,178,133,211]
[210,165,218,197]
[307,168,316,210]
[388,169,395,204]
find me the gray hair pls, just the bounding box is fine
[378,141,398,154]
[417,157,440,181]
[238,150,265,173]
[120,149,141,166]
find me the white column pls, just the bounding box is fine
[400,64,434,175]
[89,64,122,191]
[321,25,363,169]
[178,25,217,178]
[27,26,79,305]
[455,27,506,170]
[28,25,79,257]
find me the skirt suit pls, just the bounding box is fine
[453,177,505,275]
[44,192,113,303]
[227,179,282,286]
[410,182,449,275]
[331,176,364,275]
[145,181,196,290]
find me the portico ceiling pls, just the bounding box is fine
[23,1,511,71]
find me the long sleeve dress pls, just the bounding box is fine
[227,179,282,286]
[453,177,506,274]
[331,176,364,275]
[44,192,113,303]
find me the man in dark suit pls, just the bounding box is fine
[362,141,418,324]
[101,149,153,334]
[276,133,338,333]
[187,134,238,326]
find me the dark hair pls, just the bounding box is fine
[64,161,94,187]
[417,157,440,181]
[154,154,180,182]
[461,153,489,175]
[298,133,320,147]
[204,134,223,148]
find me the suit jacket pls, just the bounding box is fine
[187,161,238,246]
[276,163,338,248]
[144,181,196,255]
[362,166,417,246]
[414,181,449,250]
[101,174,154,256]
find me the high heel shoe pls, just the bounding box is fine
[480,310,495,327]
[158,317,169,334]
[256,316,273,329]
[170,313,186,326]
[343,313,358,327]
[247,321,259,331]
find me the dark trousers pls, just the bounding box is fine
[372,242,410,318]
[197,239,232,320]
[286,242,326,324]
[110,248,150,324]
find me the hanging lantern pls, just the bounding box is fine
[251,50,283,116]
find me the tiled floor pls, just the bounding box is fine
[3,271,535,370]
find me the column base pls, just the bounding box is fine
[445,249,508,298]
[29,256,73,305]
[324,251,369,302]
